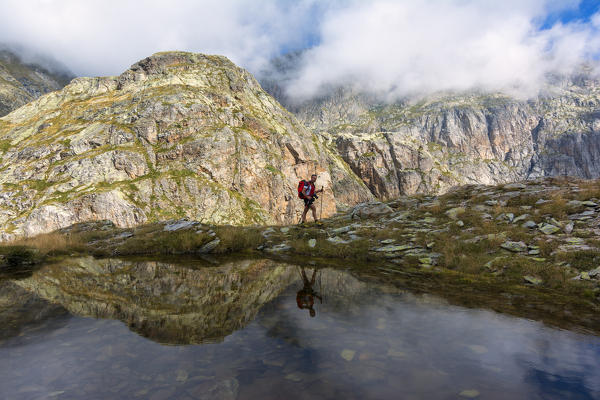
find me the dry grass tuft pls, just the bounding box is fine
[213,226,264,254]
[10,232,83,255]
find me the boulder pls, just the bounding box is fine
[500,241,528,252]
[350,202,393,220]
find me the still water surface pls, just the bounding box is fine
[1,257,599,399]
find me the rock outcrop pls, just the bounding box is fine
[0,49,72,117]
[261,63,600,200]
[0,52,373,240]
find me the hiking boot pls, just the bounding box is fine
[315,220,323,226]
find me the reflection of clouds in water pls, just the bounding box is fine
[259,271,600,398]
[2,262,599,399]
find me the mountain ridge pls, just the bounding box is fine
[0,49,73,117]
[258,59,600,198]
[0,51,373,240]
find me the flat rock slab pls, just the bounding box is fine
[500,241,528,252]
[374,244,416,252]
[327,236,350,244]
[163,220,197,232]
[198,239,220,253]
[524,275,542,285]
[539,224,560,235]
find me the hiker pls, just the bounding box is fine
[296,267,322,317]
[298,174,323,225]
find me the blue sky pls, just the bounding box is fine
[542,0,600,28]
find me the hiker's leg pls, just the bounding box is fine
[311,204,317,221]
[301,206,309,222]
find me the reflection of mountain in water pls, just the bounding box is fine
[0,281,68,340]
[14,258,297,344]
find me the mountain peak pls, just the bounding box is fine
[0,51,372,240]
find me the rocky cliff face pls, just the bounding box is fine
[0,49,72,117]
[261,64,600,200]
[0,52,373,240]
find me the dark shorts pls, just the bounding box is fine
[303,197,316,207]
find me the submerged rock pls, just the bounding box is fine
[459,389,481,398]
[340,349,356,361]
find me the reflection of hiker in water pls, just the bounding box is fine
[296,267,322,317]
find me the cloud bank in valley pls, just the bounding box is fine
[0,0,599,100]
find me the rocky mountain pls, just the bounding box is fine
[0,49,72,117]
[260,61,600,200]
[0,52,373,240]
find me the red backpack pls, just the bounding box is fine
[297,180,309,198]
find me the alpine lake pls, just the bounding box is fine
[1,256,599,400]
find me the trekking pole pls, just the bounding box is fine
[320,186,323,220]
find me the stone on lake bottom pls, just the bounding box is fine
[340,349,356,361]
[459,389,481,398]
[176,369,189,382]
[467,345,488,354]
[284,372,304,382]
[386,349,406,358]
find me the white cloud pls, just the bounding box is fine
[0,0,598,100]
[286,0,600,100]
[0,0,321,77]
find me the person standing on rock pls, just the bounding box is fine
[298,174,323,225]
